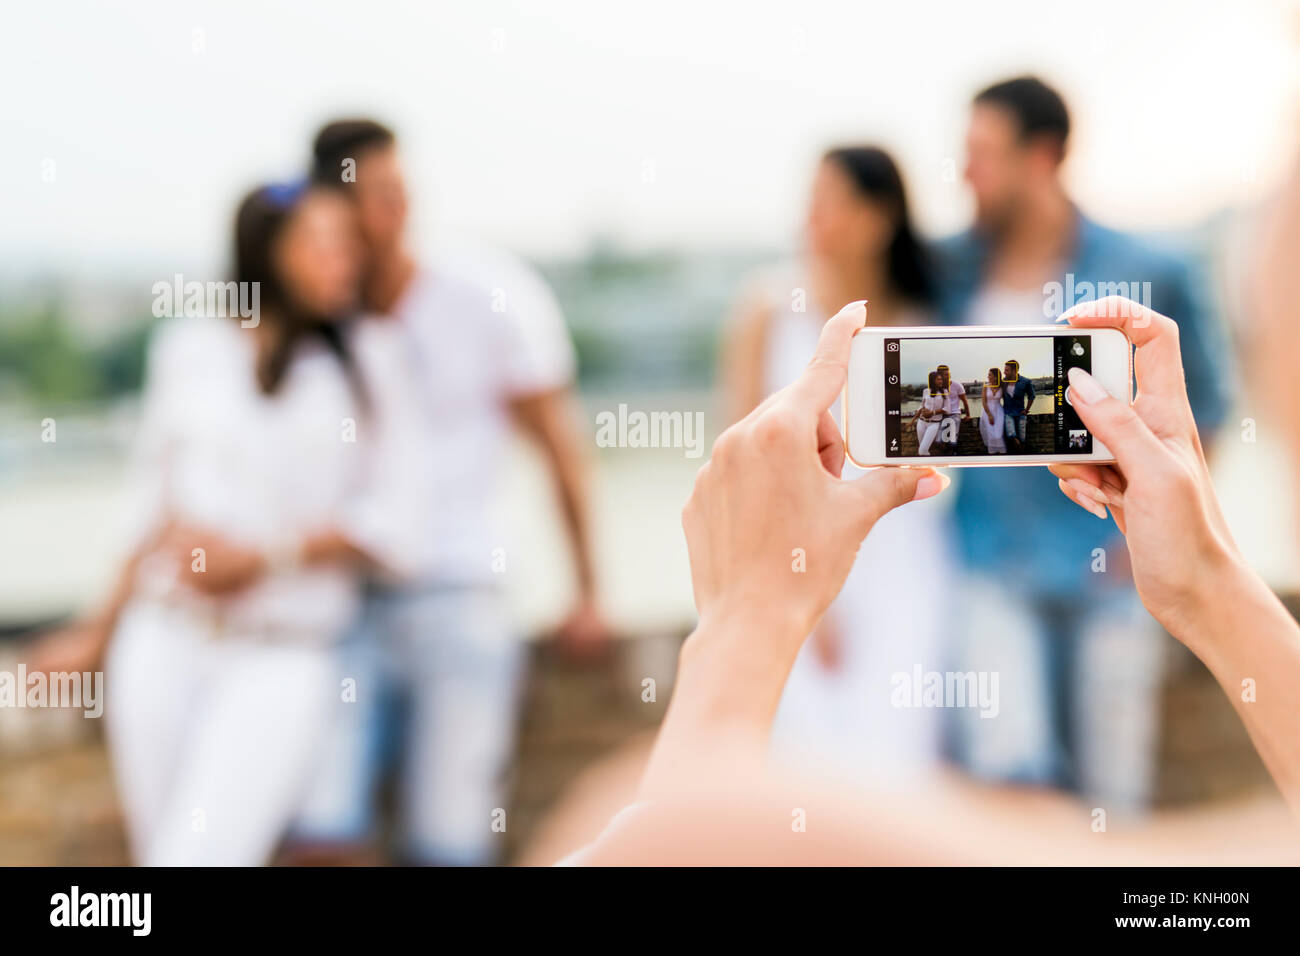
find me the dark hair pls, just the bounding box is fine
[927,370,943,394]
[311,118,396,187]
[974,76,1070,159]
[822,146,933,306]
[233,183,366,406]
[988,367,1002,386]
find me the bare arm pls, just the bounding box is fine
[28,525,166,674]
[640,302,945,797]
[1052,297,1300,813]
[1254,151,1300,509]
[581,765,1300,866]
[511,387,597,600]
[511,387,608,652]
[1183,560,1300,811]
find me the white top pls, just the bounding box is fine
[920,389,947,418]
[386,245,577,582]
[121,315,429,641]
[940,378,965,415]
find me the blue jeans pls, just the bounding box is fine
[1004,411,1028,442]
[945,575,1162,814]
[290,583,523,864]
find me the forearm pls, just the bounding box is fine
[512,391,599,598]
[550,444,597,597]
[297,528,372,569]
[534,398,599,598]
[1183,561,1300,812]
[81,561,137,649]
[99,550,143,621]
[639,607,805,799]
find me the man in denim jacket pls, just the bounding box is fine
[1000,359,1035,452]
[932,77,1230,811]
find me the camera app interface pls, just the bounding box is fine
[883,335,1093,458]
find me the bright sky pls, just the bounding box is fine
[900,335,1054,385]
[2,0,1297,279]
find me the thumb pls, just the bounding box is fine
[842,466,949,531]
[1066,367,1161,468]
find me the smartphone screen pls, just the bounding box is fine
[882,333,1093,458]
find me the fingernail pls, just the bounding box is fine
[912,471,950,501]
[842,299,868,324]
[1067,366,1108,404]
[1059,477,1106,519]
[1067,477,1108,505]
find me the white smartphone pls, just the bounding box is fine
[843,325,1133,467]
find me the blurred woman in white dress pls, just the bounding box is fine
[722,146,950,784]
[979,367,1007,454]
[33,182,427,865]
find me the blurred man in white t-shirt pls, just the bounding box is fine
[291,119,607,865]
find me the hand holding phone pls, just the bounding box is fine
[1047,297,1238,627]
[682,301,948,639]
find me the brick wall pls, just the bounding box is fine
[900,412,1055,456]
[0,619,1281,864]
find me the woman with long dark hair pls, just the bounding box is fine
[724,146,933,422]
[35,182,426,865]
[980,366,1007,453]
[721,145,949,782]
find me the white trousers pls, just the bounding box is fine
[916,418,942,455]
[104,602,334,866]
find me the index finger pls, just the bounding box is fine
[787,300,868,414]
[1058,295,1188,404]
[1058,295,1175,344]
